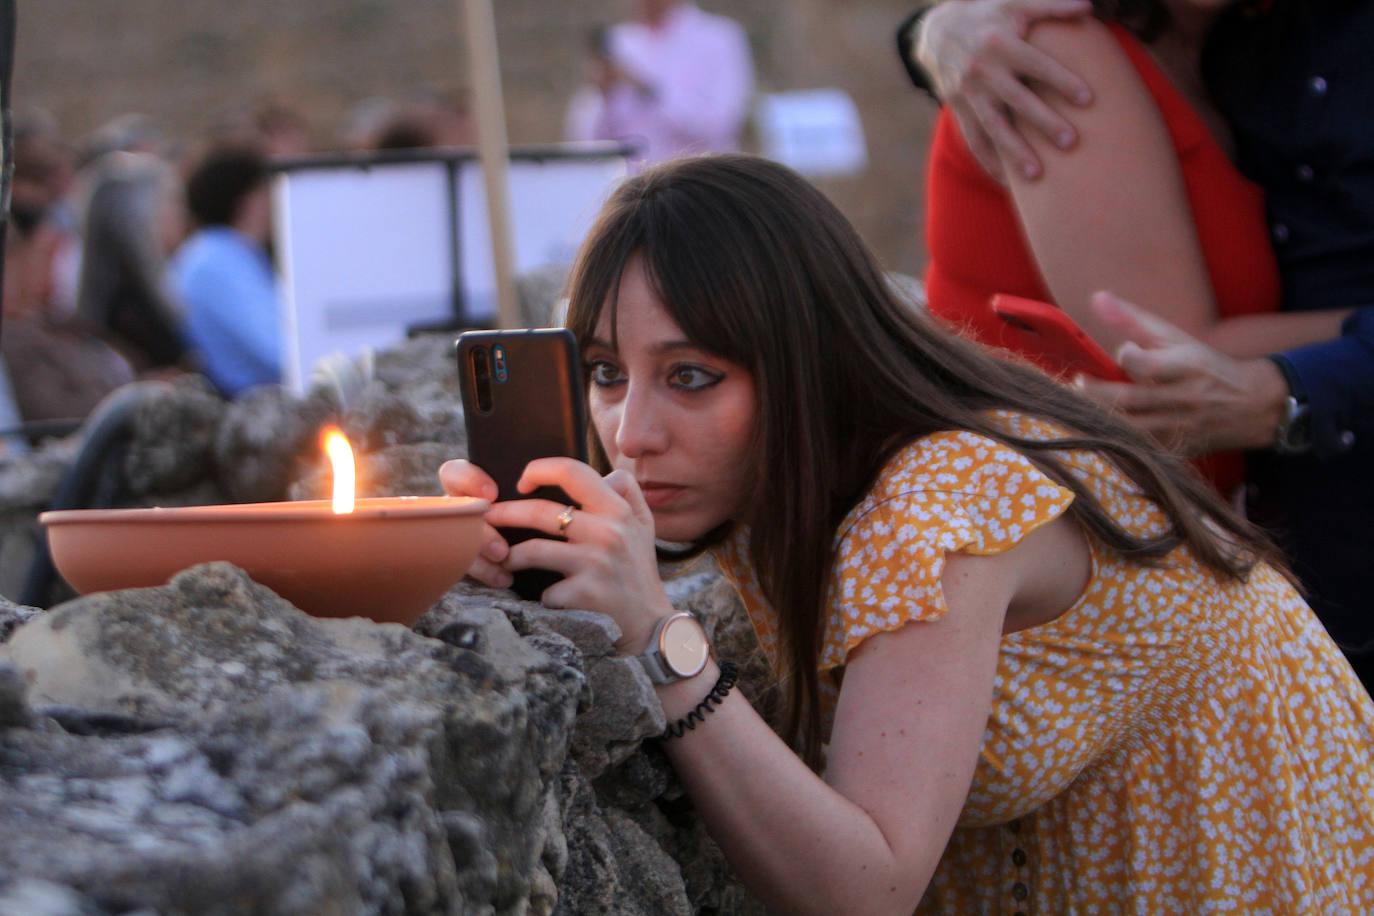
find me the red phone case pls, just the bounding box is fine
[990,294,1130,382]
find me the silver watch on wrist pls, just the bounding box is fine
[635,612,710,685]
[1268,355,1312,455]
[1274,394,1313,455]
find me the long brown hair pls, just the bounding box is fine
[564,155,1282,770]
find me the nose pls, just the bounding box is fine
[614,382,669,460]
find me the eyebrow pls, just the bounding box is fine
[585,336,701,356]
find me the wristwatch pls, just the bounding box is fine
[635,612,710,685]
[1268,355,1312,455]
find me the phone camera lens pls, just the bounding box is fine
[470,346,494,413]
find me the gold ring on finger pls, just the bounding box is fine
[556,505,576,537]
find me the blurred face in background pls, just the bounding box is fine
[636,0,680,27]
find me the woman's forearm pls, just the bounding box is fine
[655,665,932,916]
[1200,308,1353,360]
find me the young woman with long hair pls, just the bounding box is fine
[440,154,1374,913]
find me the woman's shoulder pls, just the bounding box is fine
[822,423,1077,671]
[874,414,1068,489]
[1017,18,1173,133]
[841,419,1075,544]
[1022,17,1136,75]
[866,428,1021,501]
[1023,18,1206,147]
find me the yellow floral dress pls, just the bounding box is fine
[715,412,1374,913]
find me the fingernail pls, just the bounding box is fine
[1022,162,1039,179]
[1075,89,1092,105]
[1057,131,1074,149]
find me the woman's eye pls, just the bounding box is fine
[669,365,723,391]
[588,360,624,386]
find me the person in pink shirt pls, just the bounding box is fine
[565,1,754,166]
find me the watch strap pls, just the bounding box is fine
[637,646,673,685]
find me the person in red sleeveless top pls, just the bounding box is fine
[923,2,1347,495]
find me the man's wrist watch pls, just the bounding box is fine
[1267,355,1312,455]
[634,612,710,685]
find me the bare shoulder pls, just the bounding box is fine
[1022,17,1150,112]
[1008,18,1162,159]
[1024,17,1128,72]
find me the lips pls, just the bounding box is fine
[639,482,686,509]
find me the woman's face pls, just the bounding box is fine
[585,256,758,542]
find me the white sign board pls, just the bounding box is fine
[272,146,628,393]
[756,89,868,178]
[457,158,628,321]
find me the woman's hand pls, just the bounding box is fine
[483,458,676,655]
[437,458,514,589]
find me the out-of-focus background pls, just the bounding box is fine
[16,0,939,275]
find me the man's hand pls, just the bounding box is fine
[916,0,1095,180]
[1075,292,1289,455]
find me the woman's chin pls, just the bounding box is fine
[650,512,719,546]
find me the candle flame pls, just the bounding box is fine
[324,428,356,514]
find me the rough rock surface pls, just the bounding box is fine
[213,386,336,504]
[121,377,227,498]
[0,562,766,914]
[0,436,76,513]
[0,594,40,644]
[290,442,460,500]
[0,564,581,914]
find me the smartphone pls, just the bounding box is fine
[990,294,1130,382]
[456,328,589,601]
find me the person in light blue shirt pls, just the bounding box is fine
[168,145,282,397]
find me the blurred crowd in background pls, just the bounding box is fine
[1,91,472,438]
[1,0,760,448]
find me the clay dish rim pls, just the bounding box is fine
[39,496,490,526]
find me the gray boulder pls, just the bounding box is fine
[0,563,583,914]
[290,442,458,501]
[0,593,40,644]
[0,435,78,513]
[418,583,666,783]
[213,386,335,504]
[121,377,225,498]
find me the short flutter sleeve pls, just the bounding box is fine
[820,432,1075,672]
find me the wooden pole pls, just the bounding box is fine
[0,0,16,340]
[460,0,521,329]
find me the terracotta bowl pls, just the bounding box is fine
[40,496,490,626]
